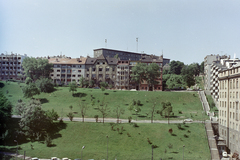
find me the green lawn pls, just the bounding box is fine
[0,81,208,121]
[1,121,210,160]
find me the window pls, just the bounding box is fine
[106,68,109,72]
[99,68,102,71]
[78,70,81,72]
[93,68,96,71]
[78,75,81,77]
[57,70,60,72]
[87,68,89,71]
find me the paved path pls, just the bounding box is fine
[199,91,220,160]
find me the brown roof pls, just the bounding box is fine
[48,57,87,65]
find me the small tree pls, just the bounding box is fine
[69,81,78,95]
[67,112,74,121]
[114,105,125,123]
[162,102,173,124]
[169,128,173,135]
[149,99,158,123]
[94,115,99,122]
[22,83,40,99]
[79,102,88,122]
[97,99,110,123]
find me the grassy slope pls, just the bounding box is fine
[0,81,208,120]
[6,122,210,160]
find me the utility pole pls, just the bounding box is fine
[105,39,107,48]
[136,38,138,52]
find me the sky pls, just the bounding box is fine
[1,0,240,64]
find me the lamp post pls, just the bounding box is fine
[14,140,18,160]
[183,145,185,160]
[106,135,109,160]
[81,146,85,160]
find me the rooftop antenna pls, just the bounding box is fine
[136,37,138,52]
[105,39,107,48]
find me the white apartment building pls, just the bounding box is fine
[218,64,240,157]
[48,56,86,85]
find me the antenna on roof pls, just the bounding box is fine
[136,37,138,52]
[105,39,107,48]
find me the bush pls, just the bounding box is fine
[67,112,74,121]
[128,116,132,123]
[45,134,52,147]
[133,123,139,127]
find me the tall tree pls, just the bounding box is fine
[145,63,160,90]
[36,77,54,93]
[166,74,185,89]
[22,57,53,82]
[131,63,147,88]
[0,92,12,140]
[16,100,52,139]
[200,61,204,74]
[149,99,158,123]
[22,83,40,98]
[170,60,184,75]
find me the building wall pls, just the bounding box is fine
[0,53,27,80]
[85,59,116,86]
[116,60,129,90]
[204,55,218,91]
[219,66,240,155]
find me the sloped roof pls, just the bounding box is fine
[85,57,97,64]
[140,55,163,63]
[106,57,118,65]
[48,57,86,64]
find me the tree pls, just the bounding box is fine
[69,81,78,95]
[89,80,95,88]
[17,100,52,139]
[114,54,119,59]
[97,99,110,123]
[79,77,85,88]
[170,60,184,75]
[114,105,125,123]
[128,99,142,120]
[22,83,40,98]
[22,57,53,82]
[79,102,88,122]
[0,92,12,140]
[100,82,108,88]
[166,74,185,89]
[161,102,173,124]
[149,99,157,123]
[36,78,54,93]
[131,63,147,88]
[145,63,160,90]
[46,109,59,121]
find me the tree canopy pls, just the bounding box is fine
[0,92,12,139]
[22,57,53,81]
[22,82,40,98]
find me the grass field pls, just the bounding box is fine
[0,81,209,121]
[1,121,211,160]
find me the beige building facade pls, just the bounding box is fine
[218,64,240,157]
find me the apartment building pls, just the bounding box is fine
[0,53,27,80]
[218,64,240,156]
[48,56,86,85]
[85,54,118,87]
[116,60,130,90]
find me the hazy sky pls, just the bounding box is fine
[1,0,240,64]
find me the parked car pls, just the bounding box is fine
[51,157,60,160]
[62,158,71,160]
[183,118,193,122]
[31,158,39,160]
[222,151,228,158]
[94,87,100,89]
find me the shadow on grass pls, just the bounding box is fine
[0,82,5,88]
[73,92,87,98]
[138,115,147,118]
[39,98,49,104]
[171,151,179,154]
[171,134,177,136]
[104,93,109,95]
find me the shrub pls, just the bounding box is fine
[128,116,132,123]
[127,132,131,137]
[177,124,181,129]
[67,112,74,121]
[133,123,139,127]
[178,110,182,114]
[184,134,189,138]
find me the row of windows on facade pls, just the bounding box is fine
[0,57,21,60]
[1,72,21,75]
[0,62,21,65]
[220,79,239,90]
[219,101,239,109]
[221,67,240,76]
[219,92,239,99]
[0,66,21,70]
[54,65,82,68]
[220,129,238,144]
[219,110,239,121]
[219,118,239,132]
